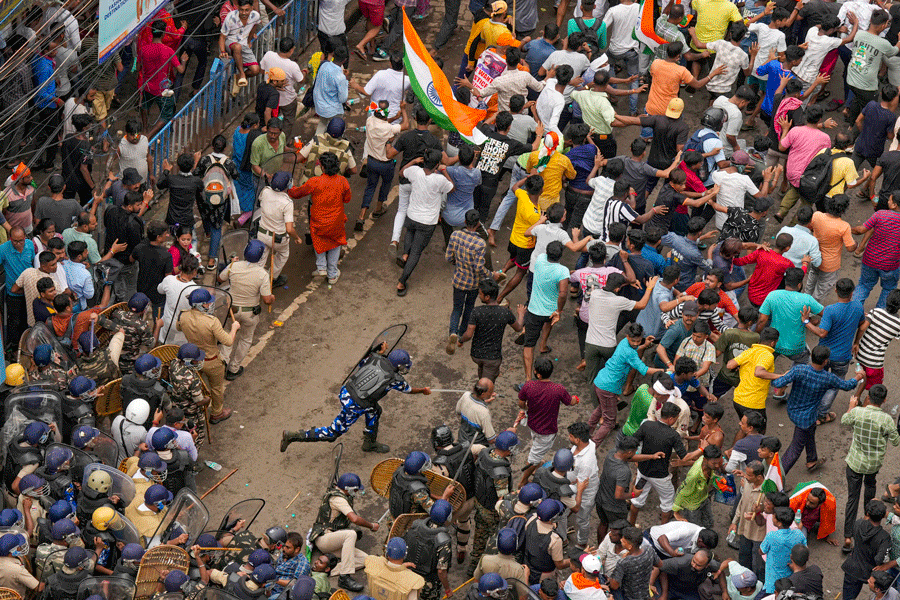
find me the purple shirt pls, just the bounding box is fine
[862,209,900,271]
[567,144,598,191]
[518,379,574,435]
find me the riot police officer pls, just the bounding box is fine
[218,240,274,381]
[281,347,431,454]
[496,483,544,524]
[0,532,41,597]
[404,500,453,600]
[63,376,99,441]
[113,543,144,580]
[100,292,156,374]
[466,573,511,600]
[76,328,123,385]
[34,518,81,580]
[364,538,425,600]
[31,344,71,391]
[5,421,51,502]
[531,449,575,510]
[167,344,209,448]
[122,355,168,429]
[309,473,378,592]
[472,528,529,600]
[18,473,49,542]
[521,499,568,585]
[430,425,475,562]
[35,446,75,505]
[150,427,195,493]
[45,546,93,600]
[125,484,172,541]
[468,431,517,578]
[158,570,191,600]
[1,363,26,404]
[75,469,124,526]
[389,452,455,519]
[36,500,73,546]
[225,564,276,600]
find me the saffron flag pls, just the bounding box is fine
[635,0,667,51]
[761,453,784,493]
[402,10,487,144]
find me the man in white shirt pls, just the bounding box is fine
[539,40,590,102]
[317,0,354,60]
[709,150,775,229]
[536,65,573,134]
[603,0,641,114]
[713,86,757,155]
[568,422,600,548]
[396,149,454,295]
[256,171,302,288]
[350,52,409,118]
[260,37,305,140]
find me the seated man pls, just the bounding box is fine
[789,484,837,545]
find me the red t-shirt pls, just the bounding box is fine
[733,248,795,306]
[518,379,574,435]
[684,282,738,317]
[138,42,181,97]
[861,209,900,271]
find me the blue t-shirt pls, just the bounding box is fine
[567,144,598,191]
[656,320,690,366]
[820,300,866,361]
[636,283,673,340]
[641,245,667,276]
[594,338,650,394]
[760,529,807,592]
[529,254,571,317]
[522,38,557,76]
[856,100,898,159]
[0,240,35,296]
[759,290,823,356]
[443,166,482,226]
[670,373,701,395]
[756,60,795,116]
[662,232,710,292]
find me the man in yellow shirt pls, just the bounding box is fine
[464,1,529,73]
[692,0,742,50]
[726,327,783,438]
[816,132,870,202]
[497,175,543,304]
[523,145,576,210]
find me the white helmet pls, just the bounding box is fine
[125,399,150,425]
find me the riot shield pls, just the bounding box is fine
[508,579,535,600]
[82,464,137,506]
[192,587,242,600]
[147,489,209,548]
[216,498,265,533]
[0,388,63,468]
[341,324,408,388]
[197,529,256,569]
[18,323,76,370]
[77,576,137,600]
[161,286,233,347]
[219,229,250,268]
[83,432,120,468]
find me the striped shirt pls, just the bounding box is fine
[600,197,639,241]
[581,176,616,236]
[861,209,900,271]
[857,308,900,369]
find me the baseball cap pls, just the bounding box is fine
[665,97,684,119]
[122,167,143,186]
[731,150,751,165]
[490,0,507,15]
[731,570,757,589]
[682,300,700,316]
[579,554,602,575]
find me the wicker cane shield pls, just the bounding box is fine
[134,545,190,600]
[369,459,467,512]
[0,589,22,600]
[388,513,427,540]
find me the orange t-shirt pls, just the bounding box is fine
[646,59,693,116]
[809,211,855,273]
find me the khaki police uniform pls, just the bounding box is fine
[256,187,295,280]
[177,308,233,416]
[220,260,271,375]
[364,555,424,600]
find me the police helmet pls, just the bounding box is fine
[537,499,563,522]
[188,288,214,307]
[72,426,100,449]
[270,171,291,192]
[385,537,406,560]
[77,332,101,355]
[45,446,73,473]
[121,543,145,563]
[518,483,545,505]
[135,354,162,378]
[0,533,27,556]
[403,451,430,475]
[337,473,363,491]
[430,425,454,449]
[51,519,79,541]
[145,484,173,507]
[5,363,25,386]
[248,549,272,567]
[244,240,266,263]
[164,570,190,592]
[430,499,452,525]
[138,452,168,482]
[33,344,52,367]
[251,564,277,585]
[23,421,51,446]
[125,399,151,424]
[128,293,150,313]
[19,474,48,497]
[496,528,518,555]
[177,343,206,363]
[494,431,518,452]
[0,509,23,529]
[151,427,179,451]
[196,533,220,550]
[86,470,112,494]
[326,117,346,139]
[388,349,412,373]
[68,375,97,399]
[63,546,91,570]
[477,574,508,598]
[92,506,118,531]
[552,448,574,473]
[48,500,74,522]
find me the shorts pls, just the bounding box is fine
[90,89,115,121]
[507,241,533,270]
[359,0,385,26]
[141,91,176,122]
[523,311,552,348]
[229,42,258,66]
[527,431,556,465]
[595,502,628,525]
[864,366,884,389]
[630,472,676,512]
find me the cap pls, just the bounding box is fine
[490,0,507,15]
[270,171,291,192]
[267,67,286,81]
[579,554,602,575]
[682,300,700,316]
[385,537,407,559]
[731,570,757,589]
[731,150,751,165]
[665,97,684,119]
[11,162,30,181]
[291,576,317,600]
[122,167,143,186]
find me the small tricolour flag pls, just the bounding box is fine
[402,10,487,145]
[760,452,784,493]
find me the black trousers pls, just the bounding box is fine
[844,464,877,538]
[4,293,26,353]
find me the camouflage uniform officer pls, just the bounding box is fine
[468,431,517,578]
[100,293,155,374]
[167,344,209,448]
[76,327,124,385]
[30,344,72,391]
[35,519,81,581]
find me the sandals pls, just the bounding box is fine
[806,458,826,473]
[396,285,407,297]
[372,207,387,217]
[539,346,552,354]
[816,412,837,426]
[353,47,368,62]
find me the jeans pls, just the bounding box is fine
[391,183,411,243]
[845,464,878,538]
[362,158,395,209]
[202,218,222,260]
[853,263,900,309]
[817,359,850,420]
[848,85,878,124]
[434,0,461,49]
[450,287,479,335]
[174,37,209,99]
[489,163,526,231]
[315,247,341,279]
[113,262,140,303]
[781,423,817,474]
[738,536,765,583]
[399,218,436,286]
[843,575,866,600]
[607,49,639,115]
[589,387,619,445]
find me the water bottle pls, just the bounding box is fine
[892,405,898,417]
[794,509,802,525]
[726,530,736,545]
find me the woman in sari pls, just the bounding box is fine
[232,113,261,221]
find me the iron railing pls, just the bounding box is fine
[149,0,317,177]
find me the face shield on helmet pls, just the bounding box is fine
[0,509,24,530]
[20,475,48,498]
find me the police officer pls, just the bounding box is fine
[430,425,475,562]
[218,240,273,381]
[64,376,100,440]
[157,570,191,600]
[531,449,576,509]
[0,363,26,404]
[496,483,544,525]
[309,473,377,592]
[364,538,425,600]
[177,288,240,424]
[122,354,168,428]
[99,292,156,374]
[31,344,71,391]
[522,499,568,585]
[45,546,93,600]
[34,519,81,580]
[76,327,124,385]
[35,446,75,505]
[468,431,517,578]
[5,421,52,502]
[36,501,73,547]
[113,543,144,580]
[466,573,511,600]
[257,171,303,288]
[125,484,173,541]
[167,344,209,448]
[0,532,41,597]
[130,451,167,501]
[472,528,529,599]
[281,346,430,454]
[150,427,195,493]
[76,469,124,526]
[224,563,276,600]
[18,474,49,542]
[404,500,453,600]
[389,452,455,519]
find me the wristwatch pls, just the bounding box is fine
[802,318,810,324]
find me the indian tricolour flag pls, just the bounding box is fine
[402,10,487,145]
[760,453,784,493]
[634,0,667,52]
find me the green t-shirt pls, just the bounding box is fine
[848,31,899,91]
[714,327,760,387]
[759,290,823,356]
[249,132,286,170]
[566,18,608,51]
[622,384,652,436]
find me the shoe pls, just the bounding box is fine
[231,77,241,96]
[161,88,174,97]
[396,256,407,268]
[372,48,390,61]
[355,220,364,231]
[312,269,327,277]
[727,538,740,550]
[273,275,288,287]
[457,550,466,565]
[209,408,233,424]
[446,333,458,355]
[513,383,523,392]
[362,434,390,453]
[280,430,308,452]
[225,366,244,381]
[328,270,341,285]
[338,575,364,593]
[237,77,248,87]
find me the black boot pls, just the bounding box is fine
[361,434,389,453]
[338,575,364,592]
[280,430,308,452]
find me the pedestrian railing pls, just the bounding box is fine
[149,0,317,177]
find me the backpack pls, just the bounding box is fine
[202,156,231,206]
[684,128,720,182]
[574,17,603,52]
[798,149,847,211]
